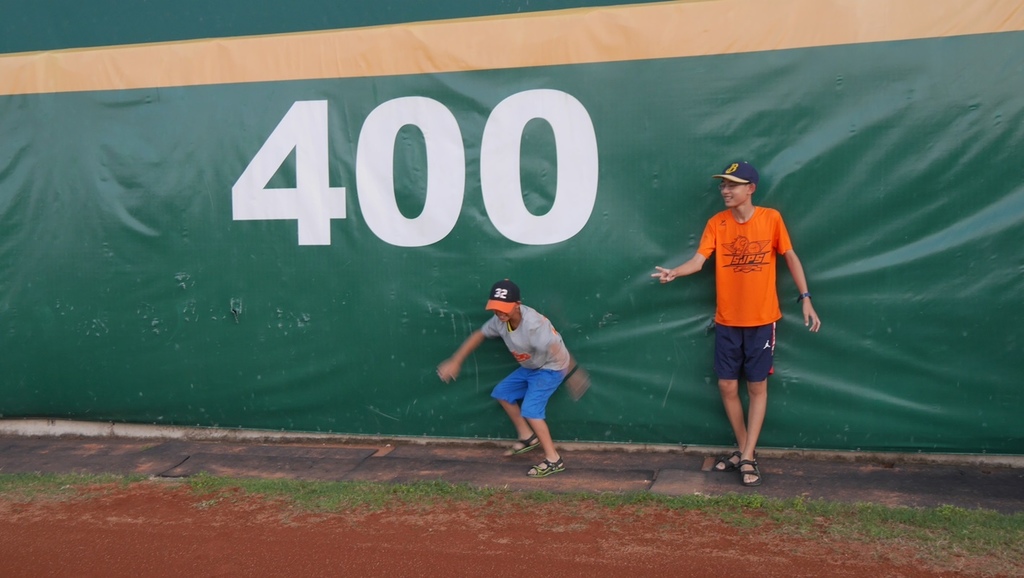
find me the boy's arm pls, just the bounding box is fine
[437,330,487,382]
[783,250,822,332]
[652,253,707,283]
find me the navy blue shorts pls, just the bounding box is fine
[714,323,775,382]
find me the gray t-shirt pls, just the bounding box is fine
[480,304,571,372]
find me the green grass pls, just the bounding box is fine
[186,474,501,511]
[2,472,1022,572]
[0,472,146,501]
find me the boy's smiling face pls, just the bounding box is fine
[718,180,755,209]
[490,303,520,323]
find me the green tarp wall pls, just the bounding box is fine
[1,0,1022,453]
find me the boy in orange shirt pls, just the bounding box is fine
[653,161,821,486]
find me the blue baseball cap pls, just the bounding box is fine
[485,279,520,314]
[712,161,759,185]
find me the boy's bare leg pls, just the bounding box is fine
[740,380,768,484]
[497,399,535,443]
[717,378,749,469]
[525,417,560,462]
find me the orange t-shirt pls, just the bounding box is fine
[697,207,793,327]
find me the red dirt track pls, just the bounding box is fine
[0,481,984,578]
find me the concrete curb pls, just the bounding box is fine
[3,418,1022,469]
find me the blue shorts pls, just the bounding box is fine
[714,323,775,382]
[490,366,564,420]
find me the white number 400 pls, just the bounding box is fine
[232,89,599,247]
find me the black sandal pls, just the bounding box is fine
[738,459,762,487]
[712,451,742,472]
[506,434,540,456]
[527,457,565,477]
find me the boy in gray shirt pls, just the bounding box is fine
[437,279,570,477]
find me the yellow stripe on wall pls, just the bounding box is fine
[2,0,1023,95]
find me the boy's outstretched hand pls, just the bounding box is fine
[651,266,677,283]
[436,359,461,383]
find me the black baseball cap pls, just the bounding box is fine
[485,279,520,314]
[712,161,760,184]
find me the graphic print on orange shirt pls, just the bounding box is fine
[722,235,772,273]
